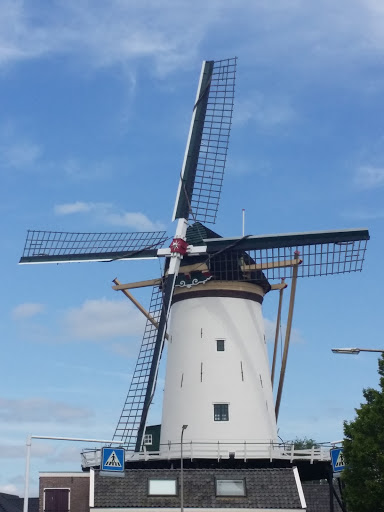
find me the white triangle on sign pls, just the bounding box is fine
[105,451,122,467]
[335,451,345,468]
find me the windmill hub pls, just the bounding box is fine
[170,238,188,255]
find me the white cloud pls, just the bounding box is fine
[1,140,42,168]
[54,201,165,231]
[54,201,96,215]
[234,92,296,129]
[354,165,384,189]
[63,298,145,340]
[0,0,214,74]
[0,397,92,423]
[0,443,55,459]
[12,303,44,319]
[105,211,165,231]
[0,483,18,494]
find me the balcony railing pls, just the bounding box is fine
[81,440,331,468]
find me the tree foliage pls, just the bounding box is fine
[291,437,318,449]
[342,354,384,512]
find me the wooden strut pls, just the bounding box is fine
[274,254,301,420]
[112,278,169,340]
[271,279,286,388]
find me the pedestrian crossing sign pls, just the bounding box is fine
[101,447,125,472]
[331,448,346,472]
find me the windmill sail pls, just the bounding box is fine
[173,58,237,224]
[112,285,164,449]
[19,230,168,264]
[203,228,370,280]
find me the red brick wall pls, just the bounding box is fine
[39,475,89,512]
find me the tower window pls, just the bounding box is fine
[216,339,225,351]
[143,434,153,446]
[214,403,229,421]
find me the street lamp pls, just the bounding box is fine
[332,348,384,355]
[180,425,188,512]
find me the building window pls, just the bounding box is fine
[44,488,70,512]
[216,479,246,496]
[216,339,225,351]
[143,434,153,446]
[214,403,229,421]
[148,479,178,496]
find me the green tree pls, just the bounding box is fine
[291,437,318,449]
[342,354,384,512]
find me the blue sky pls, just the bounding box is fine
[1,0,384,496]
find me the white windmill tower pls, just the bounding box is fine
[20,57,369,464]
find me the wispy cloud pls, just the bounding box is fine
[0,123,43,170]
[0,0,214,75]
[354,165,384,189]
[54,201,98,215]
[0,397,92,423]
[234,92,296,129]
[63,298,145,341]
[12,302,45,319]
[54,201,165,230]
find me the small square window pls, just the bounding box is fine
[216,479,246,496]
[216,339,225,351]
[148,479,177,496]
[143,434,152,446]
[214,403,229,421]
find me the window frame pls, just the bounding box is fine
[147,478,178,497]
[216,339,225,352]
[215,478,246,497]
[213,403,229,421]
[43,488,70,511]
[143,433,153,446]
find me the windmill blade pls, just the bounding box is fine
[133,271,178,451]
[203,228,369,280]
[112,285,164,449]
[173,58,237,225]
[19,229,168,264]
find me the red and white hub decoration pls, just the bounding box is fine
[170,238,188,255]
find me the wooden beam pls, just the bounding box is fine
[275,254,300,420]
[271,282,288,291]
[271,280,285,388]
[113,278,169,340]
[112,278,162,291]
[241,258,303,272]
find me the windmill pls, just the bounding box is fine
[20,58,369,462]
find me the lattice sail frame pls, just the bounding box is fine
[173,58,237,224]
[190,58,236,223]
[19,230,168,264]
[112,286,164,448]
[202,229,369,281]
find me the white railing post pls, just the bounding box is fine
[290,443,295,463]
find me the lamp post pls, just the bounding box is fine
[180,424,188,512]
[331,348,384,355]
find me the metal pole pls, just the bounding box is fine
[180,425,188,512]
[23,434,125,512]
[23,435,32,512]
[275,253,300,420]
[271,279,285,387]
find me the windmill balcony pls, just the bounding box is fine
[81,440,331,469]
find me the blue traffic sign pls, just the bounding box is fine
[101,447,125,472]
[331,448,346,472]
